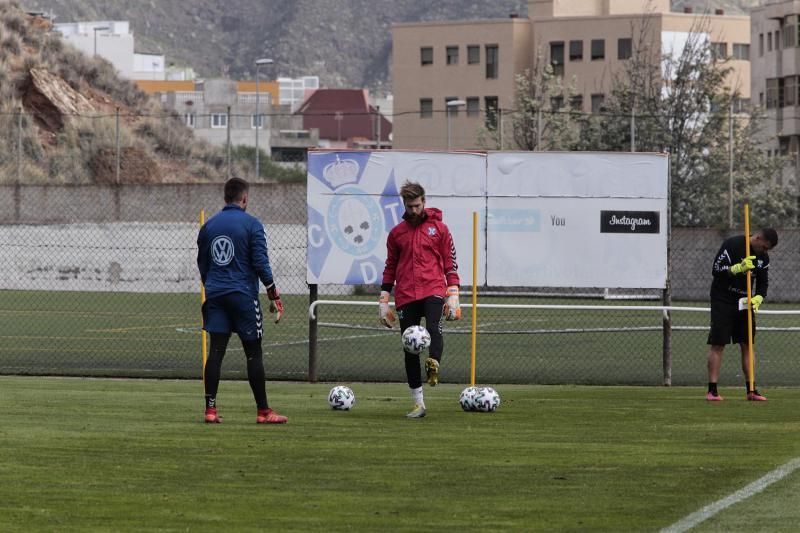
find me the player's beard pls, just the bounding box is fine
[407,212,424,226]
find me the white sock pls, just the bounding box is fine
[411,386,424,407]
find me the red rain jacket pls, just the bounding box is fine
[381,207,459,308]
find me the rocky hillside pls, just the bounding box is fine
[26,0,758,92]
[0,1,271,184]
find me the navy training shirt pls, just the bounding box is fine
[710,234,770,304]
[197,204,275,300]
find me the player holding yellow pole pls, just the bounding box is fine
[705,208,778,402]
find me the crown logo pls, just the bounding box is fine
[323,155,360,188]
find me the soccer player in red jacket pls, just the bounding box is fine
[379,181,461,418]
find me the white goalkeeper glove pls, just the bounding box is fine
[444,285,461,321]
[378,291,396,328]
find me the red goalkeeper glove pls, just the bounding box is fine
[267,284,284,323]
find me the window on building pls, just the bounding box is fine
[570,95,583,111]
[211,113,227,128]
[466,97,480,117]
[591,93,605,113]
[785,76,796,107]
[184,113,195,128]
[759,33,764,56]
[732,43,750,60]
[591,39,605,60]
[484,96,498,129]
[766,78,778,108]
[446,46,459,65]
[550,41,565,76]
[551,96,564,111]
[775,29,781,50]
[732,98,750,113]
[251,114,264,129]
[780,137,790,156]
[569,40,583,61]
[759,92,764,106]
[421,47,433,66]
[467,45,480,64]
[618,38,632,60]
[768,32,773,51]
[785,15,798,48]
[711,42,727,59]
[420,98,433,118]
[485,45,499,79]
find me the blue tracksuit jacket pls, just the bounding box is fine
[197,204,275,300]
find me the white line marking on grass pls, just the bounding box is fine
[661,457,800,533]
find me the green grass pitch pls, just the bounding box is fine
[2,377,800,531]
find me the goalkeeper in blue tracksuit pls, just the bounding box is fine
[197,177,287,424]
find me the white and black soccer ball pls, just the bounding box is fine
[401,325,431,355]
[328,385,356,410]
[473,387,501,412]
[459,386,480,412]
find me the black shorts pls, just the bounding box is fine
[707,300,756,345]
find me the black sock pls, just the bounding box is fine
[243,339,268,410]
[204,333,230,404]
[708,382,718,395]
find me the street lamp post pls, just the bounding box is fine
[254,58,274,180]
[93,26,110,57]
[446,99,466,151]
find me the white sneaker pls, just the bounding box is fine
[405,403,426,418]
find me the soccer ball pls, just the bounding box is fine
[401,325,431,355]
[473,387,501,412]
[328,385,356,410]
[459,386,480,412]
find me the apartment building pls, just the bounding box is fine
[137,79,318,161]
[54,20,183,80]
[392,0,750,150]
[751,0,800,177]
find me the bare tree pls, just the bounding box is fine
[580,16,796,227]
[477,47,579,151]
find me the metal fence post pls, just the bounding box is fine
[226,105,232,179]
[114,107,122,220]
[15,108,22,221]
[308,284,318,383]
[376,105,381,149]
[115,107,121,183]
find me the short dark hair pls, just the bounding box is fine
[224,177,249,204]
[760,228,778,248]
[399,181,425,203]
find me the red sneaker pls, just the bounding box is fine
[257,408,288,424]
[706,392,723,401]
[204,407,221,423]
[747,390,767,401]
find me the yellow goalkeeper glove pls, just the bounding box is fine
[730,256,755,275]
[751,295,764,313]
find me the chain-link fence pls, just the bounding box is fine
[2,178,800,386]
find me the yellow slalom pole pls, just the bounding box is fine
[470,211,478,387]
[200,209,208,384]
[743,204,755,393]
